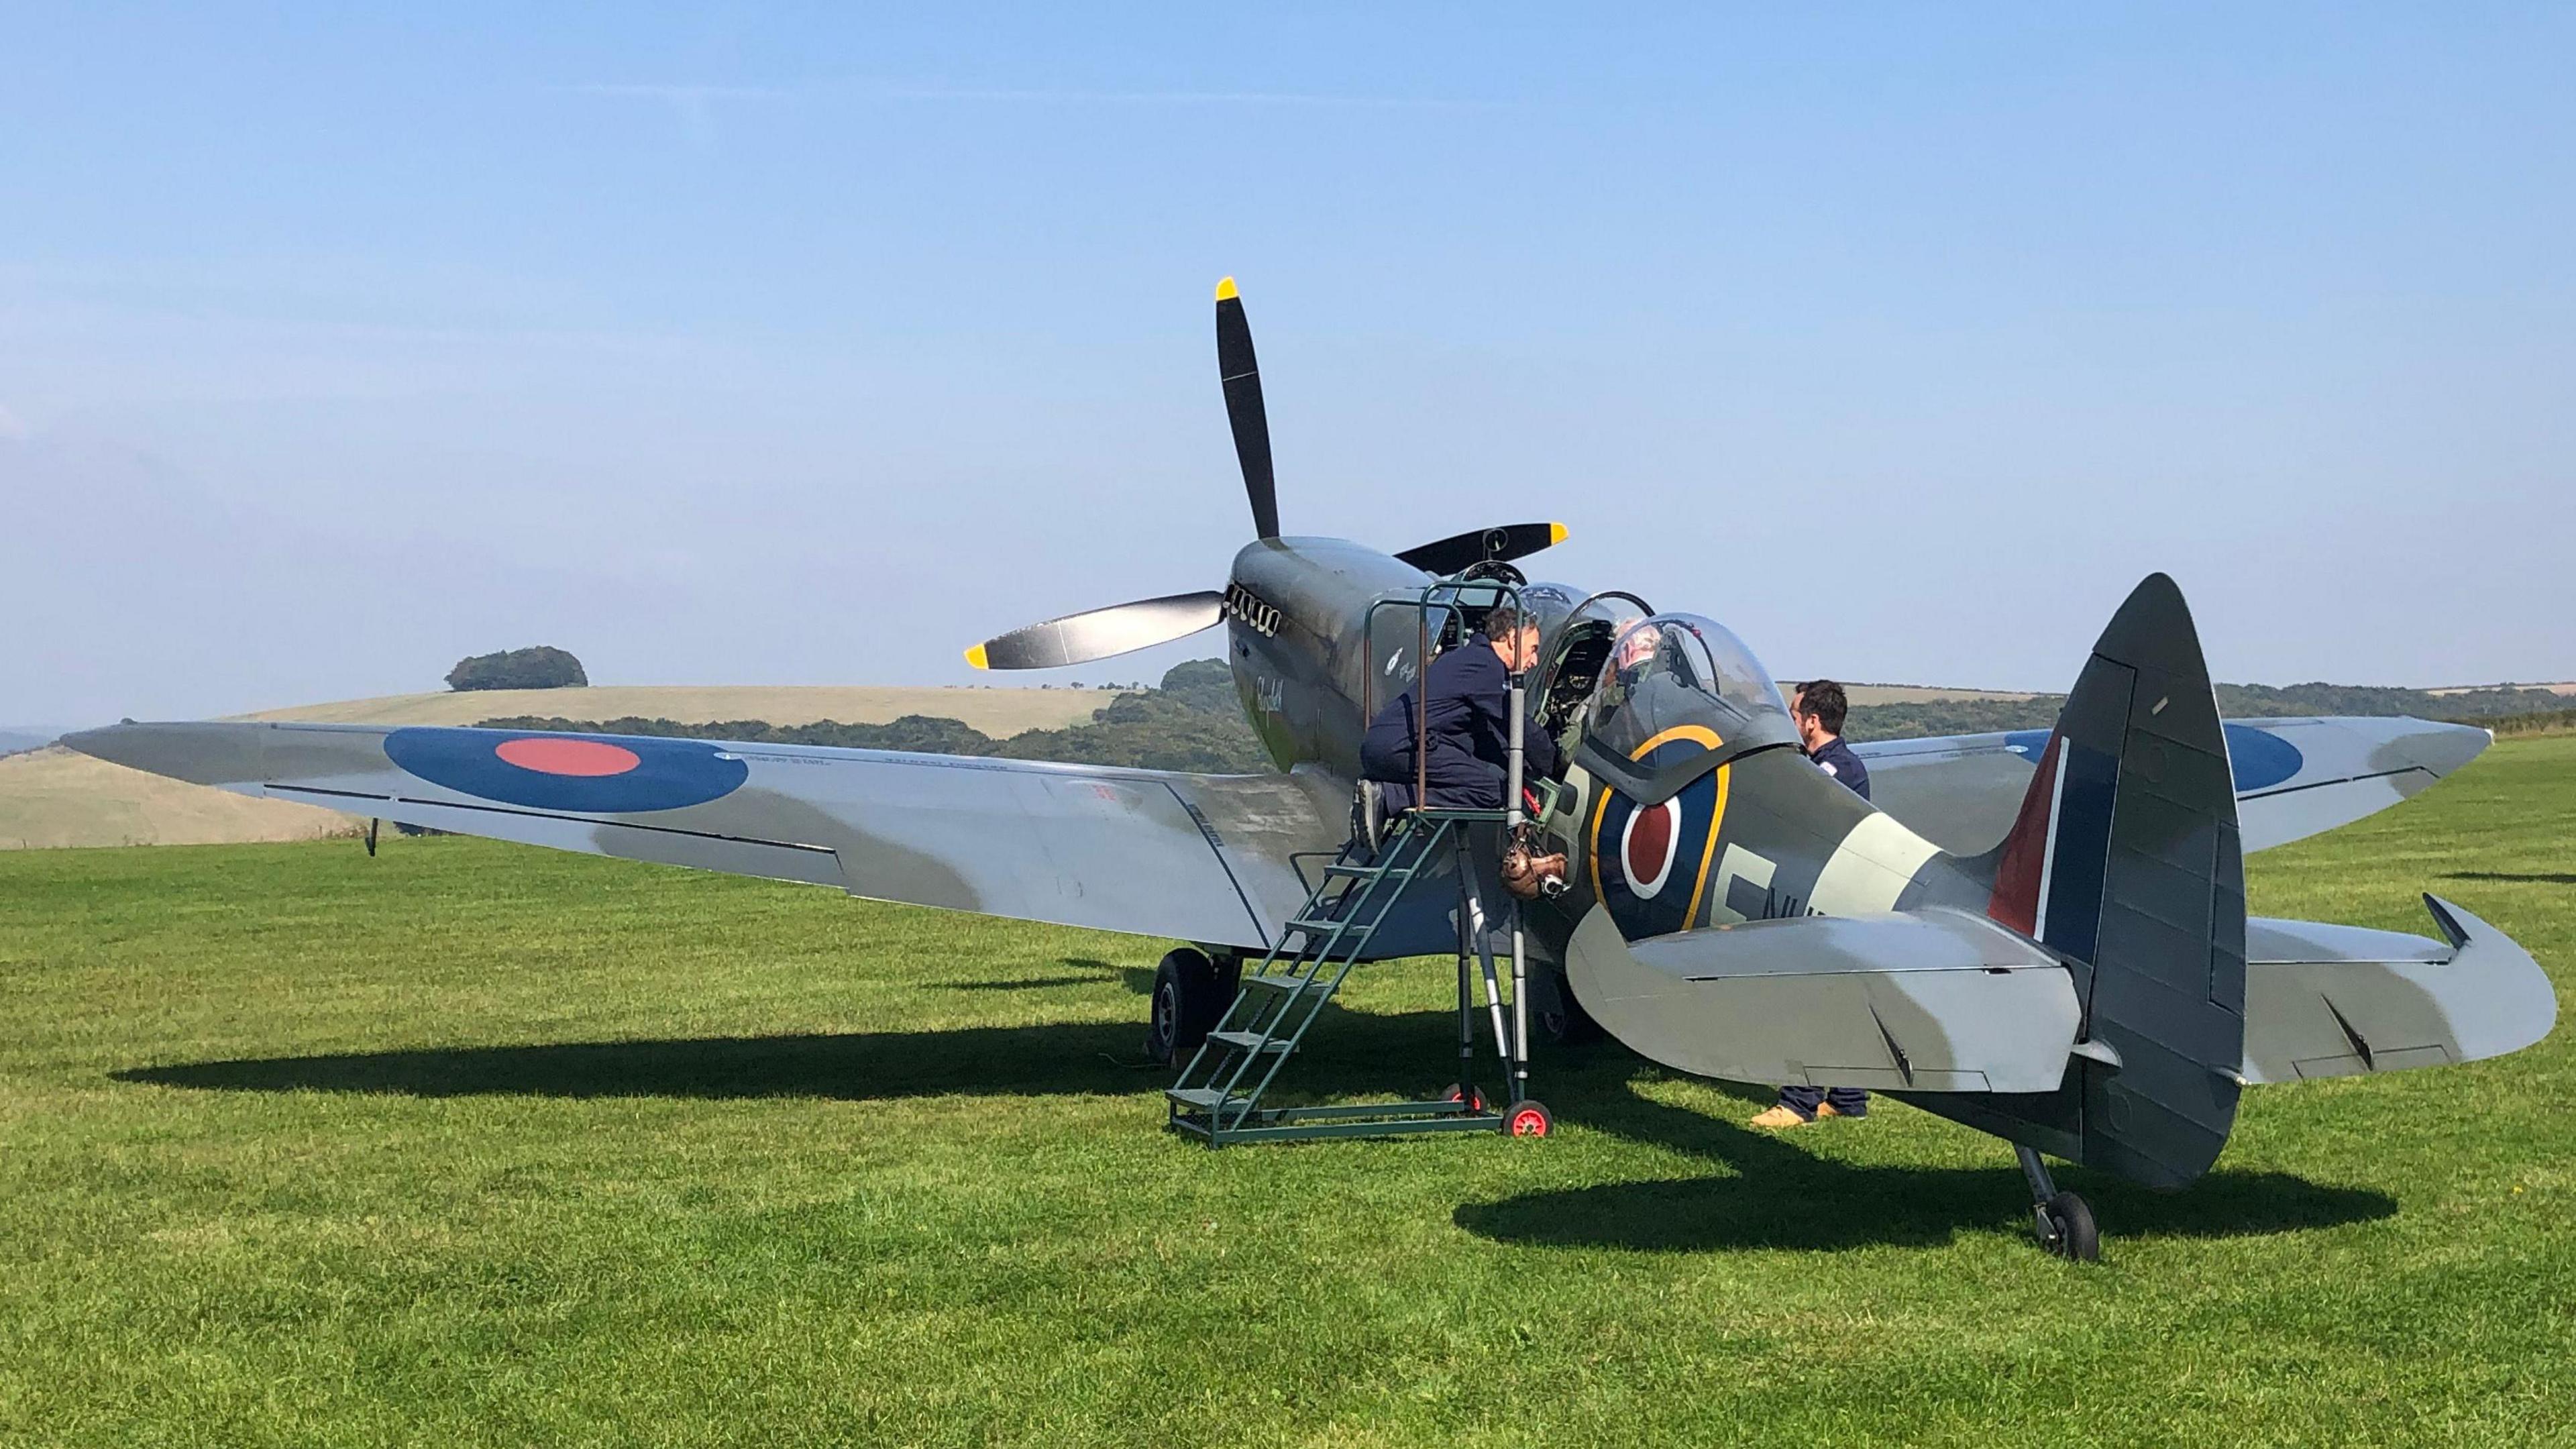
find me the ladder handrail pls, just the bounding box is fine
[1208,816,1457,1119]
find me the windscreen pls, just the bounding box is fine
[1585,614,1799,761]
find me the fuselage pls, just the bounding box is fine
[1215,537,1984,955]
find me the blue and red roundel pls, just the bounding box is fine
[383,727,749,814]
[1591,728,1729,940]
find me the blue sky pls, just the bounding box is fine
[4,4,2571,723]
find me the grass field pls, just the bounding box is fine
[2,740,2570,1446]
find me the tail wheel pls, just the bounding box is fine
[2043,1191,2100,1263]
[1507,1102,1553,1138]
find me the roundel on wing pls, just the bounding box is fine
[2220,722,2305,793]
[383,727,749,813]
[1590,727,1729,939]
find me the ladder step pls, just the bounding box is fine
[1238,973,1311,994]
[1322,862,1381,878]
[1285,915,1347,934]
[1165,1087,1242,1111]
[1205,1030,1291,1055]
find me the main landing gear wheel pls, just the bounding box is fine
[1534,968,1602,1046]
[2039,1192,2100,1263]
[1507,1101,1553,1138]
[1144,947,1226,1065]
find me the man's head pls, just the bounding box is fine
[1791,678,1849,751]
[1613,621,1660,673]
[1481,605,1542,673]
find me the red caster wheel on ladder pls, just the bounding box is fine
[1440,1083,1487,1113]
[1507,1102,1552,1138]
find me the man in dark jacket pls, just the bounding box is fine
[1360,604,1560,812]
[1750,679,1877,1128]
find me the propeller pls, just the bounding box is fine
[964,278,1568,670]
[1216,276,1279,539]
[965,591,1226,672]
[1395,522,1568,576]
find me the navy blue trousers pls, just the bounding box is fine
[1777,1085,1868,1119]
[1359,729,1506,811]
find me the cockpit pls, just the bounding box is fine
[1532,590,1654,733]
[1577,614,1800,764]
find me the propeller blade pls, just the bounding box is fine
[965,591,1226,671]
[1216,276,1280,539]
[1395,522,1569,576]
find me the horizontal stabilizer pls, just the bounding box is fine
[2242,895,2557,1082]
[1564,904,2082,1094]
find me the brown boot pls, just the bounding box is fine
[1748,1105,1814,1128]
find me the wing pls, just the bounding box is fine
[1563,904,2084,1094]
[1856,715,2491,855]
[62,722,1348,951]
[2241,896,2557,1083]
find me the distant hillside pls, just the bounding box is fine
[1839,681,2575,742]
[10,684,1118,849]
[484,661,1275,775]
[241,684,1104,736]
[16,664,2571,850]
[0,729,64,758]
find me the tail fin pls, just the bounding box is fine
[1955,574,2249,1189]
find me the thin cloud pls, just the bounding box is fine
[564,80,1499,112]
[873,85,1503,109]
[564,83,789,102]
[559,83,790,152]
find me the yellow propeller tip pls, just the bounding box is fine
[1215,276,1239,301]
[964,643,989,670]
[1549,523,1569,545]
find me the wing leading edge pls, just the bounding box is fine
[64,722,1348,951]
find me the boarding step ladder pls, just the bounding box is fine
[1165,808,1545,1146]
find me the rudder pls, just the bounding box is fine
[1959,573,2249,1188]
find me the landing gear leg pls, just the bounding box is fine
[2017,1144,2100,1262]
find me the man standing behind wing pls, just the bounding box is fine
[1749,679,1876,1128]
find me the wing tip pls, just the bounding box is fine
[1214,276,1239,302]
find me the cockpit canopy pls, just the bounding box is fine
[1585,614,1799,762]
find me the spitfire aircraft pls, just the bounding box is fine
[68,279,2555,1259]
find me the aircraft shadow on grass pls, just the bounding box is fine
[1456,1068,2398,1252]
[113,998,1477,1104]
[936,958,1158,995]
[115,994,2393,1252]
[2439,871,2576,885]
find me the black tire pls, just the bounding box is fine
[1535,967,1603,1046]
[1440,1082,1488,1114]
[2045,1191,2101,1263]
[1144,948,1226,1065]
[1507,1100,1553,1138]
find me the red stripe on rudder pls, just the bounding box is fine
[1987,733,2061,936]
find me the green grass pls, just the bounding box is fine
[3,739,2572,1447]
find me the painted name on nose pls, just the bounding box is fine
[494,737,643,777]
